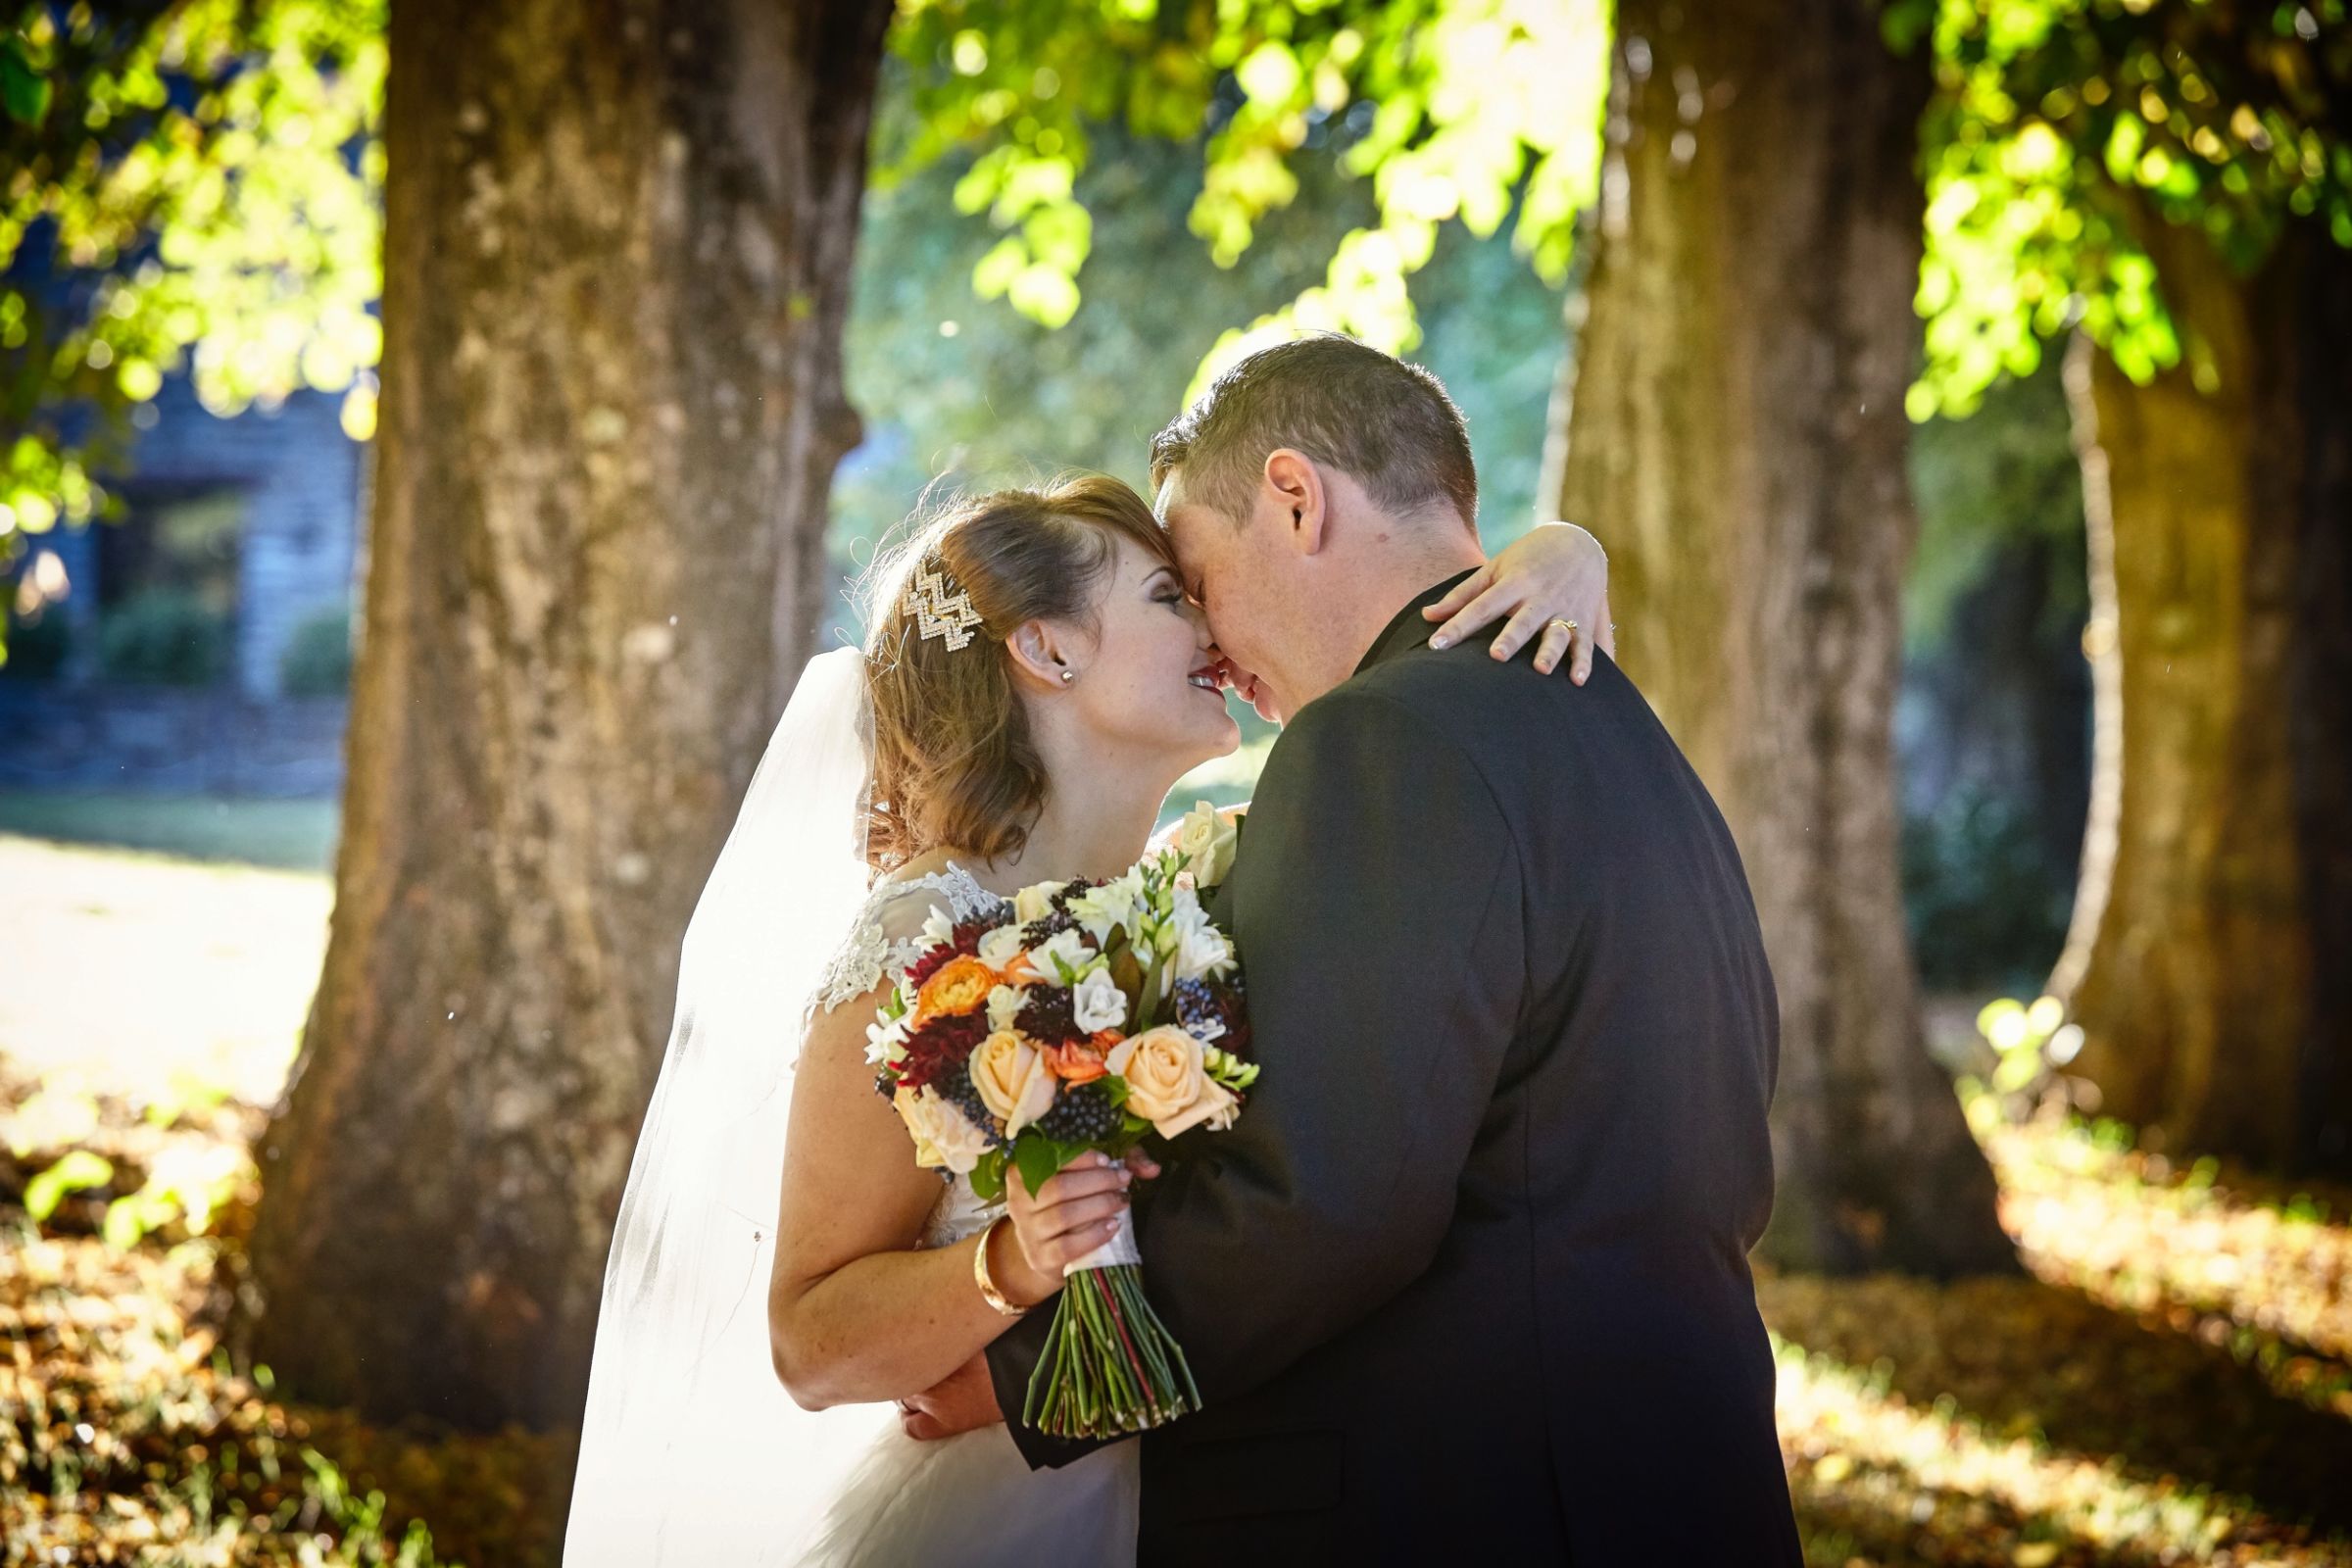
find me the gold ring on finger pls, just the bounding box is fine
[1549,618,1578,637]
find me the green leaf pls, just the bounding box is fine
[969,1149,1008,1205]
[1012,1132,1081,1197]
[24,1150,114,1221]
[0,42,51,127]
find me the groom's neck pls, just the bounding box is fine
[1300,519,1485,706]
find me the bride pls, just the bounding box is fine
[563,474,1613,1564]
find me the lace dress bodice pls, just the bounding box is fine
[816,862,1008,1250]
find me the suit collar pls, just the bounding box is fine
[1353,569,1481,677]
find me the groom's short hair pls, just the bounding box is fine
[1151,334,1478,532]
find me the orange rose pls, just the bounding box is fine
[1042,1038,1110,1085]
[913,956,997,1025]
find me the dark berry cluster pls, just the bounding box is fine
[935,1064,1009,1148]
[894,1011,988,1094]
[1015,986,1080,1045]
[1035,1082,1122,1144]
[1173,978,1250,1057]
[1020,907,1078,948]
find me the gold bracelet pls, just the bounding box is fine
[973,1214,1030,1317]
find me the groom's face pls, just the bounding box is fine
[1157,468,1292,722]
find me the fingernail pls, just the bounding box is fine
[1430,633,1450,649]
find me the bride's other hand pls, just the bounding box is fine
[897,1353,1004,1442]
[999,1151,1135,1306]
[1423,520,1615,683]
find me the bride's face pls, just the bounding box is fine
[1055,536,1241,771]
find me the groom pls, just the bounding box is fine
[973,335,1801,1561]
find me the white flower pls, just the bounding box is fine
[894,1088,993,1175]
[1066,871,1145,942]
[1071,968,1129,1035]
[1174,802,1241,887]
[1012,882,1057,926]
[918,905,958,951]
[864,1010,910,1067]
[1028,927,1096,983]
[977,925,1028,969]
[1165,897,1234,983]
[985,984,1026,1033]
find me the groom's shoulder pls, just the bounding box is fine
[1347,635,1619,755]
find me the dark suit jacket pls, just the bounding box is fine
[987,574,1801,1565]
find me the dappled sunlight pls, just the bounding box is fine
[8,837,2352,1565]
[1987,1119,2352,1415]
[0,1216,569,1566]
[1775,1331,2350,1566]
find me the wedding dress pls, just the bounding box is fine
[565,648,1134,1566]
[789,864,1139,1567]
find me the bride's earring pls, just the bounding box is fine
[1058,668,1077,685]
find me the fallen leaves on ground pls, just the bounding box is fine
[9,1062,2352,1563]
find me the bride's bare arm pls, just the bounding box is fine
[764,984,1131,1409]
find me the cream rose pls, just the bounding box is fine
[1175,802,1241,887]
[894,1087,993,1175]
[1105,1025,1238,1139]
[969,1029,1056,1137]
[1012,882,1057,926]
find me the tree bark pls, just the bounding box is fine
[2055,222,2352,1176]
[241,0,892,1428]
[1547,0,2015,1274]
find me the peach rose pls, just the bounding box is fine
[1105,1025,1238,1139]
[968,1029,1056,1136]
[913,956,997,1025]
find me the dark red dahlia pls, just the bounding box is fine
[902,906,1010,990]
[894,1010,990,1094]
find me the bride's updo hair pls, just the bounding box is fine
[860,473,1174,872]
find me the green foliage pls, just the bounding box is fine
[834,120,1565,587]
[887,0,1606,371]
[277,600,352,695]
[1917,0,2352,416]
[97,584,231,684]
[2,0,383,563]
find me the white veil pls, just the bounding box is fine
[564,645,899,1563]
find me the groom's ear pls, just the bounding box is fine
[1263,449,1328,558]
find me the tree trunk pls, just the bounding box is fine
[2055,222,2352,1176]
[241,0,892,1428]
[1548,0,2015,1274]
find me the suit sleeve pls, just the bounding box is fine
[987,685,1527,1467]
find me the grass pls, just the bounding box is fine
[0,792,339,872]
[4,832,2351,1566]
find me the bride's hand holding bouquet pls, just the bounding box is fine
[866,801,1252,1438]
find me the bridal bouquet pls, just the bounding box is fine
[867,802,1253,1438]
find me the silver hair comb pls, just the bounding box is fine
[902,562,985,652]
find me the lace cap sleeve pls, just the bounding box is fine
[813,865,1000,1013]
